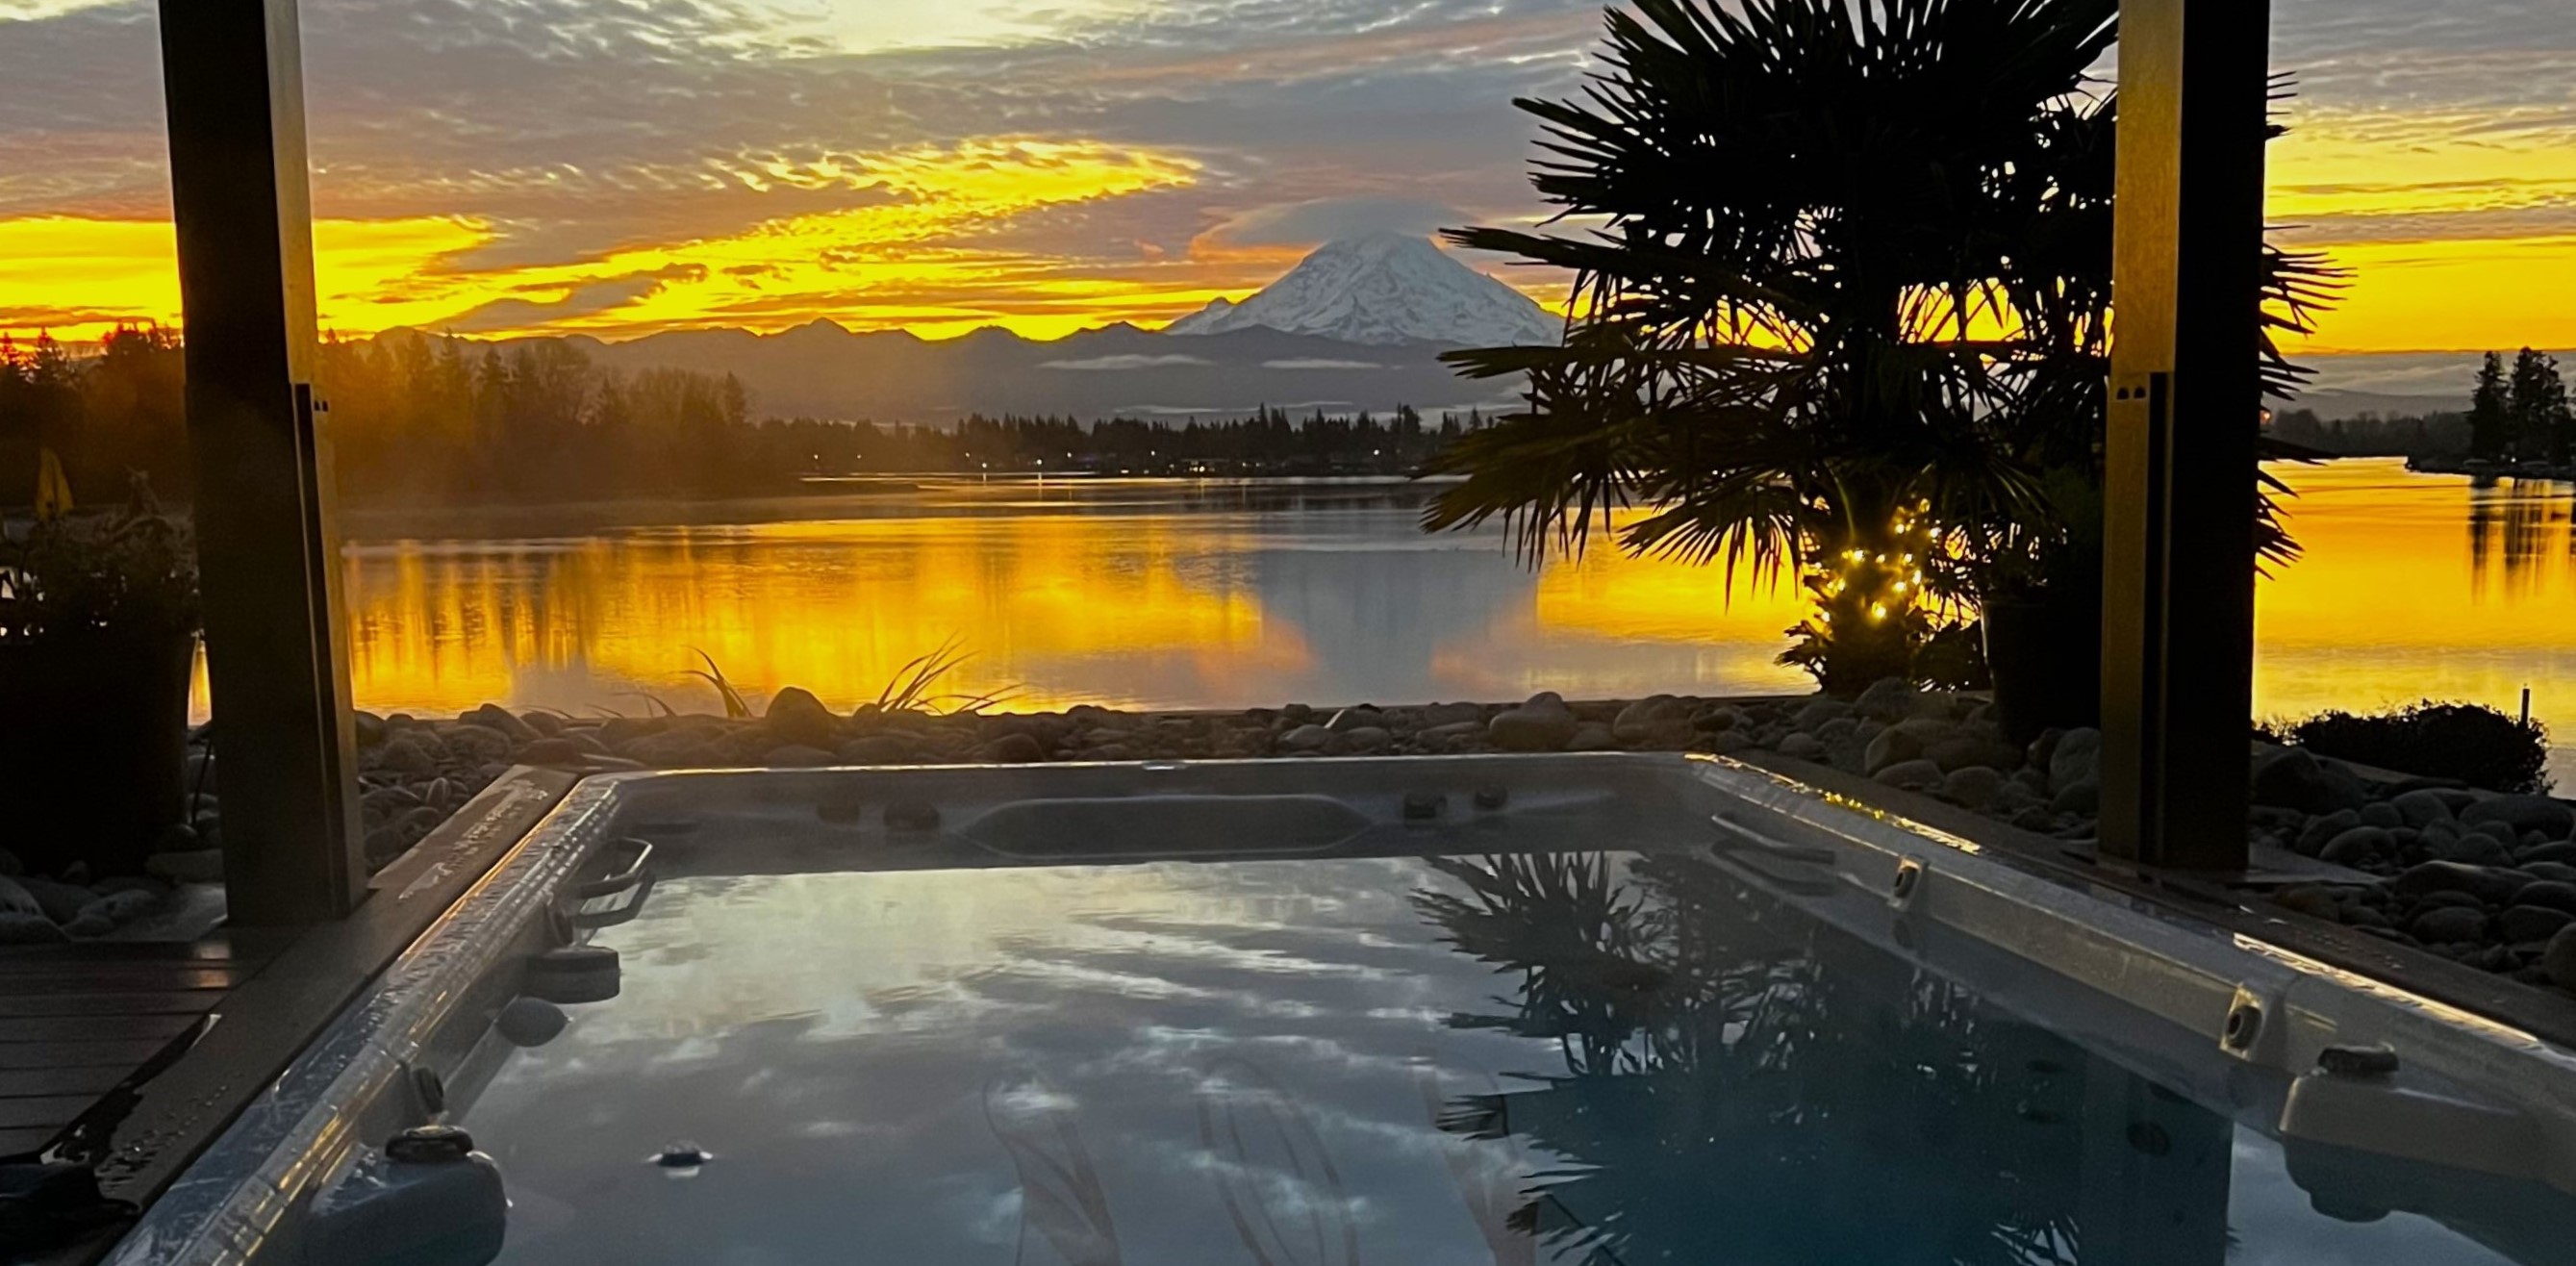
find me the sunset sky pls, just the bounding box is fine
[1,0,2570,355]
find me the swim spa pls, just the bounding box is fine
[105,754,2576,1265]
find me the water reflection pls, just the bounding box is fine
[179,461,2576,789]
[2259,460,2576,784]
[240,478,1813,721]
[455,845,2557,1265]
[1408,851,2562,1266]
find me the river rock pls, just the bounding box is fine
[2358,801,2405,830]
[1851,678,1917,722]
[0,876,42,919]
[2050,728,2103,791]
[463,703,539,743]
[1778,733,1827,761]
[2521,842,2576,867]
[1419,702,1485,728]
[518,737,584,766]
[2463,795,2576,838]
[2545,925,2576,992]
[1941,766,2006,810]
[2499,905,2576,945]
[1694,707,1746,733]
[2391,861,2527,905]
[2319,826,2393,867]
[1566,722,1619,752]
[1612,696,1689,737]
[1864,718,1956,774]
[2250,748,2366,815]
[353,710,388,747]
[977,733,1046,764]
[375,735,441,775]
[441,724,515,765]
[1326,706,1387,733]
[2390,789,2457,827]
[625,730,714,766]
[2051,778,2101,816]
[1792,698,1850,730]
[2434,831,2513,866]
[2294,810,2361,857]
[764,688,841,749]
[1344,726,1396,752]
[2511,879,2576,916]
[2412,906,2490,945]
[1279,724,1337,753]
[1490,696,1579,752]
[1926,733,2021,774]
[1874,759,1944,791]
[838,735,920,764]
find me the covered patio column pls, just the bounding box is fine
[2098,0,2273,872]
[157,0,365,923]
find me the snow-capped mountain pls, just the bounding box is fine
[1166,233,1560,348]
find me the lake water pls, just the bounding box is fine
[189,459,2576,774]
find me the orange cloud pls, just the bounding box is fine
[2,139,1220,343]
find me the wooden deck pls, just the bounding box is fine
[0,935,285,1157]
[0,767,579,1263]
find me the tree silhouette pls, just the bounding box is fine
[1410,852,2151,1265]
[2470,351,2511,460]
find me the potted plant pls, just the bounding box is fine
[0,467,199,876]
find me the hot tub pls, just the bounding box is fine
[105,754,2576,1265]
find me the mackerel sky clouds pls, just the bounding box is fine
[0,0,2568,349]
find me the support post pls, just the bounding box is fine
[158,0,365,922]
[2099,0,2272,872]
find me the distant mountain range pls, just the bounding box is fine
[460,320,1523,422]
[419,234,1546,422]
[393,233,2521,425]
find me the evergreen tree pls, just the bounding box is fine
[2507,347,2571,464]
[2469,350,2509,459]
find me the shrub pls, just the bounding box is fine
[2261,701,2549,795]
[0,476,199,646]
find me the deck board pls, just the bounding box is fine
[0,1095,99,1130]
[0,766,583,1266]
[0,1014,205,1044]
[0,1040,171,1072]
[0,991,224,1020]
[0,1066,132,1099]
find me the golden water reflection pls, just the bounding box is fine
[2257,458,2576,730]
[198,480,1815,721]
[185,463,2576,778]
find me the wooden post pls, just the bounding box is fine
[158,0,365,923]
[2098,0,2272,872]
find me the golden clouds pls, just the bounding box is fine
[2270,118,2576,352]
[1,139,1209,342]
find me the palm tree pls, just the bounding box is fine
[1425,0,2336,698]
[1425,0,2118,693]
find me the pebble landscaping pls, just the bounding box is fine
[13,680,2576,1007]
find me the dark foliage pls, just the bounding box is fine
[5,329,1494,511]
[1423,0,2335,694]
[2261,700,2549,795]
[0,476,198,644]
